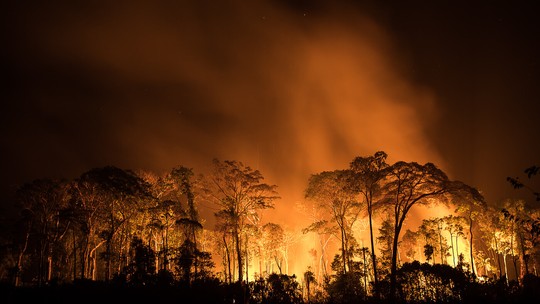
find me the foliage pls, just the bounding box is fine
[208,159,279,283]
[3,156,540,303]
[305,170,360,275]
[507,165,540,201]
[349,151,388,291]
[325,271,365,304]
[395,261,470,303]
[175,239,215,283]
[249,273,303,304]
[117,236,156,286]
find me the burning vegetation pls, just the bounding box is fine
[1,152,539,303]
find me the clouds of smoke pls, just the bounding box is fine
[4,0,445,220]
[4,0,449,273]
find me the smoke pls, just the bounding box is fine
[4,0,448,274]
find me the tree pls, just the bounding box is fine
[421,218,451,265]
[305,170,360,275]
[442,215,466,267]
[207,159,278,282]
[376,218,394,278]
[418,220,439,264]
[138,170,178,271]
[298,198,335,282]
[502,201,540,280]
[78,166,151,281]
[303,267,316,303]
[454,185,487,278]
[507,165,540,201]
[382,161,484,299]
[262,223,285,274]
[170,166,203,248]
[15,178,71,286]
[349,151,388,291]
[121,236,156,286]
[401,229,420,262]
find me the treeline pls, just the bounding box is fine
[0,152,539,303]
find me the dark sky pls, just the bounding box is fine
[2,1,539,218]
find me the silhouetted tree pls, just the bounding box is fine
[262,223,285,274]
[507,165,540,201]
[78,166,151,281]
[176,239,215,284]
[305,170,360,275]
[207,159,278,282]
[442,214,466,267]
[502,204,540,280]
[396,261,470,303]
[303,267,316,303]
[326,270,365,304]
[14,178,71,286]
[122,236,156,286]
[300,209,334,282]
[349,151,388,291]
[382,160,484,299]
[454,186,487,278]
[250,273,303,304]
[401,229,420,262]
[377,218,394,276]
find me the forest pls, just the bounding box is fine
[1,152,539,303]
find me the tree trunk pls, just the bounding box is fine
[15,224,31,286]
[468,215,476,277]
[450,232,456,267]
[245,236,249,282]
[341,227,347,274]
[495,239,503,279]
[455,236,460,261]
[47,253,53,282]
[234,226,243,282]
[368,207,379,295]
[72,229,77,281]
[438,228,445,264]
[389,217,403,301]
[503,253,509,285]
[362,245,368,297]
[518,232,529,278]
[223,234,232,284]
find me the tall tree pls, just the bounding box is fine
[207,159,278,282]
[442,215,466,267]
[421,218,450,265]
[15,179,71,286]
[382,161,484,299]
[262,223,285,274]
[305,170,360,275]
[349,151,388,290]
[479,207,512,282]
[454,186,487,278]
[170,166,203,247]
[418,219,439,264]
[401,229,420,262]
[502,201,540,280]
[78,166,151,281]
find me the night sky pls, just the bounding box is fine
[2,1,539,219]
